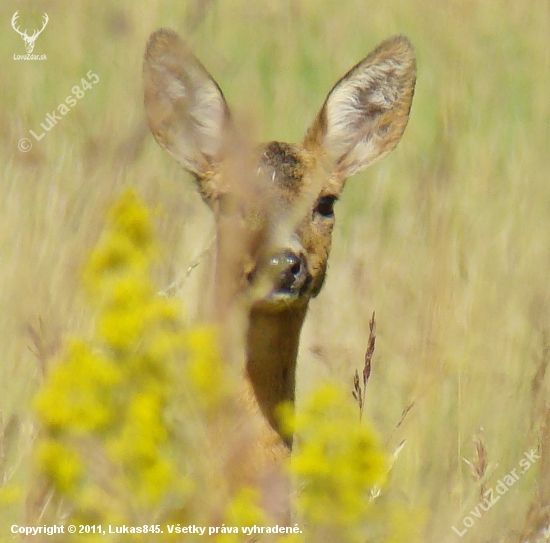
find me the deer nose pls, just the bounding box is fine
[269,251,309,294]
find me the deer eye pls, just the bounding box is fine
[315,196,337,218]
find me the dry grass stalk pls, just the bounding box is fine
[353,311,376,422]
[395,402,414,432]
[26,317,60,377]
[462,427,489,501]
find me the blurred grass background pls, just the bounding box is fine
[1,0,550,541]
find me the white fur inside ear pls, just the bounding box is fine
[325,75,395,175]
[317,36,416,177]
[163,68,227,163]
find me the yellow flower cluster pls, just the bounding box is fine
[281,384,388,542]
[34,191,196,527]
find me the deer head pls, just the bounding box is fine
[12,11,49,54]
[143,29,416,449]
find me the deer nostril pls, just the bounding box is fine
[277,252,301,276]
[289,258,301,276]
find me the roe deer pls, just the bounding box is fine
[143,29,416,465]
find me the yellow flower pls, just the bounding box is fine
[284,383,388,530]
[109,191,154,251]
[185,326,227,411]
[34,340,121,434]
[35,440,82,495]
[215,488,266,543]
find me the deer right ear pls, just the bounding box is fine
[143,29,231,192]
[303,35,416,182]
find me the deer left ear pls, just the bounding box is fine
[303,36,416,180]
[143,29,231,184]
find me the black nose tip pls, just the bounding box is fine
[270,251,307,293]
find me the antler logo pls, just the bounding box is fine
[11,11,49,54]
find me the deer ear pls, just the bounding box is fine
[143,29,231,184]
[304,36,416,179]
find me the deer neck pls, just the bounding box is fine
[245,303,308,447]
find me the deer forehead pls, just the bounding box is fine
[257,141,336,204]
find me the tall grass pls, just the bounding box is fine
[1,0,550,541]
